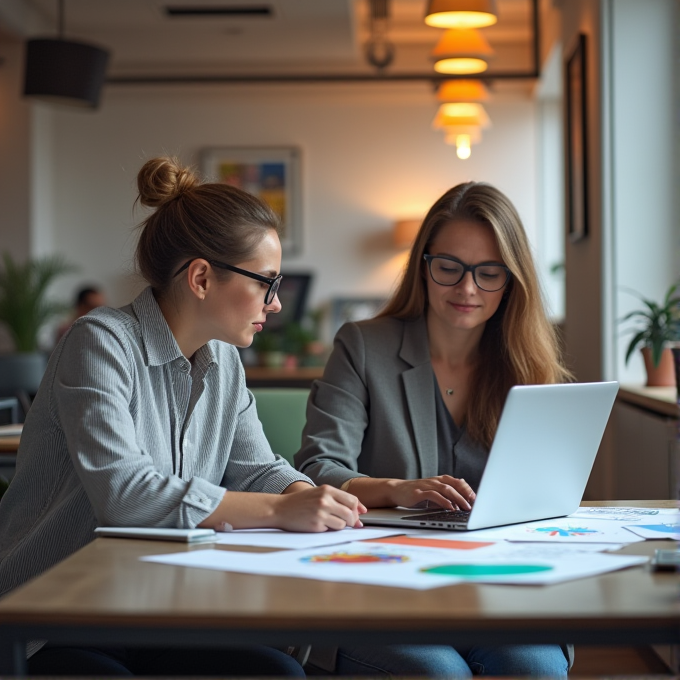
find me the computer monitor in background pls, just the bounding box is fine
[265,273,312,331]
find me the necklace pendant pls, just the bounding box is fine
[446,388,454,396]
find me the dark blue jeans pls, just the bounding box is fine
[333,644,569,677]
[28,644,305,676]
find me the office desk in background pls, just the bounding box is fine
[0,427,20,480]
[0,500,678,675]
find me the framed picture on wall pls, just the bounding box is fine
[201,147,302,255]
[565,33,588,242]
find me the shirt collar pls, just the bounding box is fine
[130,287,219,370]
[130,287,184,366]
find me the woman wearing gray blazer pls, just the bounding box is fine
[296,182,572,678]
[0,157,362,677]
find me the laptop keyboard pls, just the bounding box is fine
[401,509,471,522]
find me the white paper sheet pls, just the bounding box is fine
[412,518,645,544]
[141,541,647,588]
[569,506,680,522]
[401,532,622,553]
[624,523,680,540]
[214,527,403,549]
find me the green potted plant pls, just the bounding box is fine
[621,283,680,386]
[0,252,76,398]
[252,327,285,368]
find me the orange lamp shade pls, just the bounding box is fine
[437,79,490,103]
[432,102,491,129]
[443,125,483,145]
[432,28,493,74]
[393,219,421,248]
[425,0,498,29]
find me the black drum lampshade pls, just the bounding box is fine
[24,38,110,108]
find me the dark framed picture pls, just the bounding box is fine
[330,297,387,338]
[201,147,302,255]
[565,34,588,242]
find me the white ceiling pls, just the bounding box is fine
[1,0,537,78]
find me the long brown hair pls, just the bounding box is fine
[135,157,280,296]
[379,182,571,448]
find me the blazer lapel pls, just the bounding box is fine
[399,318,438,478]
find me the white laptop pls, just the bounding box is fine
[362,381,619,532]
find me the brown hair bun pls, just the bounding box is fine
[137,157,199,208]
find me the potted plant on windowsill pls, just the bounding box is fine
[0,252,76,403]
[621,284,680,387]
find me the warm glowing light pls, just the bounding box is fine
[439,102,480,117]
[425,0,497,29]
[443,126,482,145]
[455,134,472,159]
[434,57,488,74]
[437,79,489,103]
[393,219,421,248]
[432,28,493,74]
[432,102,490,129]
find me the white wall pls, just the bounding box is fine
[35,81,539,334]
[608,0,679,384]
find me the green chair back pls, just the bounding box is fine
[250,387,310,467]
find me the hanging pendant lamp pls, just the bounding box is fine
[432,103,490,160]
[425,0,498,29]
[432,28,493,74]
[437,79,490,103]
[23,0,110,108]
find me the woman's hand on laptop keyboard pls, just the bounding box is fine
[390,475,476,511]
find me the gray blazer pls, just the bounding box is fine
[296,315,452,485]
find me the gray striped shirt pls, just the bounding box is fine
[0,286,310,613]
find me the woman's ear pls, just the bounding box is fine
[186,259,210,301]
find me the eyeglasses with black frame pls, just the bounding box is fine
[173,259,283,304]
[423,254,511,292]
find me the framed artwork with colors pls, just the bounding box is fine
[201,147,302,255]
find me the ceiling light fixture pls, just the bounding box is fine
[23,0,110,108]
[424,0,498,29]
[436,78,489,103]
[431,28,493,74]
[433,103,490,160]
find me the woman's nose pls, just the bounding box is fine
[459,271,477,293]
[266,293,282,314]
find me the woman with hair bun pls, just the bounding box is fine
[0,157,364,677]
[296,182,572,677]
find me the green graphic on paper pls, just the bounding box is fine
[421,564,553,577]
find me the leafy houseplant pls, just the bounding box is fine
[0,252,76,399]
[0,252,75,351]
[621,284,680,386]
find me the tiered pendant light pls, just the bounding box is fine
[432,86,491,160]
[431,28,494,74]
[424,0,498,29]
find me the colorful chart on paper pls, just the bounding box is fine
[300,551,410,564]
[528,526,601,537]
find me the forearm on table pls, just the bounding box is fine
[342,477,401,508]
[197,491,284,530]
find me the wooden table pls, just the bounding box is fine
[0,438,20,454]
[0,501,678,674]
